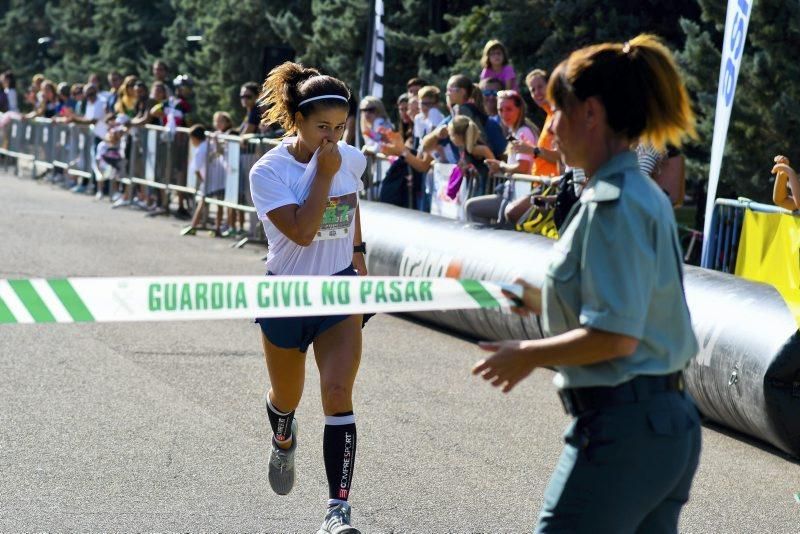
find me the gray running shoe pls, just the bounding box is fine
[316,502,360,534]
[268,418,297,495]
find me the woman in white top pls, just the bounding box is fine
[249,61,368,534]
[465,89,539,224]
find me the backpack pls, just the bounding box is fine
[378,157,411,208]
[483,118,508,160]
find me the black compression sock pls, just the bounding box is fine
[323,411,357,502]
[266,395,295,442]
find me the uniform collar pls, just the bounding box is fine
[579,150,638,203]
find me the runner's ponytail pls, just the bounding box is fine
[260,61,350,134]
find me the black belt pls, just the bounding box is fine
[558,372,685,417]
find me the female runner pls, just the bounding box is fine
[250,61,368,534]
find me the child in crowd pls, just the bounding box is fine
[96,127,125,198]
[182,125,223,236]
[480,39,517,90]
[358,96,392,151]
[413,85,445,146]
[406,77,427,97]
[772,155,800,211]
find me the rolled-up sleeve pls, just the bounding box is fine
[578,202,656,339]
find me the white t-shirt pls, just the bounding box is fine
[250,137,367,276]
[83,98,107,140]
[508,125,537,165]
[412,107,445,140]
[189,139,208,181]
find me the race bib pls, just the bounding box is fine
[315,192,357,241]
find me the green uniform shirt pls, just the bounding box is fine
[542,151,698,389]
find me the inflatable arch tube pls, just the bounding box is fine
[361,201,800,457]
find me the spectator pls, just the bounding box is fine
[479,77,503,124]
[114,75,138,118]
[87,73,101,90]
[132,80,149,118]
[104,71,123,115]
[2,71,18,112]
[68,83,109,197]
[238,81,260,135]
[406,77,427,97]
[396,92,413,144]
[448,115,495,196]
[424,74,506,161]
[213,111,234,133]
[97,127,126,201]
[480,39,517,90]
[32,74,45,106]
[772,155,800,211]
[55,82,76,117]
[153,74,193,128]
[182,125,225,237]
[132,81,166,126]
[466,89,538,224]
[70,83,85,115]
[359,95,392,151]
[25,80,58,119]
[413,85,445,143]
[151,60,173,97]
[0,83,7,113]
[637,143,686,206]
[514,69,560,177]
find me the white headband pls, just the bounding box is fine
[298,94,348,107]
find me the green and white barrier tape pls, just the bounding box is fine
[0,276,520,324]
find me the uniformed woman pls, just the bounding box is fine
[472,35,701,533]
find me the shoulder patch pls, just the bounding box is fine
[580,172,624,203]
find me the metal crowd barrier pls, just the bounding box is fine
[363,150,557,214]
[0,118,282,247]
[701,198,795,272]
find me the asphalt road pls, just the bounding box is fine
[1,171,799,533]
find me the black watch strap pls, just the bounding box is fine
[354,242,367,254]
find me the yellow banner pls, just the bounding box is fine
[735,210,800,324]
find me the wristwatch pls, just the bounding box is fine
[353,242,367,254]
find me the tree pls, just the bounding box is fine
[679,0,800,201]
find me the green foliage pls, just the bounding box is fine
[680,0,800,200]
[1,0,797,204]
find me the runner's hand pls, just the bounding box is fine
[353,253,368,276]
[317,139,341,179]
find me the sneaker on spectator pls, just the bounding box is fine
[221,228,236,238]
[146,207,168,217]
[73,184,87,194]
[95,191,105,201]
[111,197,130,209]
[174,207,192,220]
[111,192,122,203]
[133,199,149,211]
[180,226,197,236]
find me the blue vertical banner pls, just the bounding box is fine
[702,0,754,265]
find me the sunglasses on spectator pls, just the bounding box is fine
[360,107,376,113]
[482,89,498,97]
[446,86,460,93]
